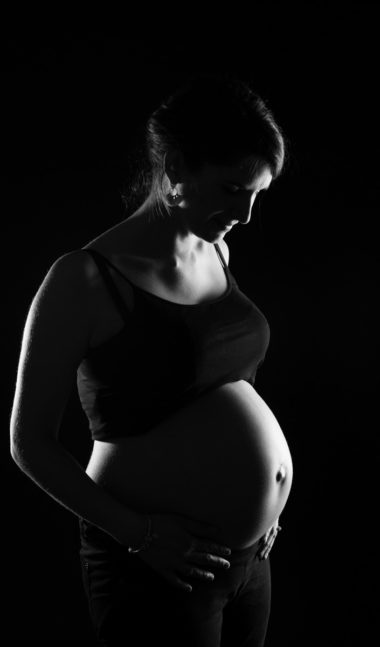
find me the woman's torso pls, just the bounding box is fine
[79,216,293,549]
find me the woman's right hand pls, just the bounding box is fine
[133,513,232,592]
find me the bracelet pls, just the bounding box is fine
[128,515,155,554]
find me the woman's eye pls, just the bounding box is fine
[224,185,241,194]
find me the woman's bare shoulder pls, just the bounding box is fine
[22,247,120,363]
[27,250,101,348]
[43,248,103,292]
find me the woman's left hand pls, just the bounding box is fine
[257,518,282,560]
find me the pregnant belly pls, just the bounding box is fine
[86,380,293,549]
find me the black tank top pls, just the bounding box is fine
[76,243,270,440]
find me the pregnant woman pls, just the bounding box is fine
[10,74,293,646]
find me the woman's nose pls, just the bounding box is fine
[236,194,257,224]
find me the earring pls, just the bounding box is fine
[169,191,180,203]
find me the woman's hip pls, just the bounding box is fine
[78,516,271,645]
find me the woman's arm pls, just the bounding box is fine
[10,250,146,549]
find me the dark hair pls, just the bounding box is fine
[122,73,290,215]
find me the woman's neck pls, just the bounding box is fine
[123,201,209,270]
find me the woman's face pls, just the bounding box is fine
[176,156,273,243]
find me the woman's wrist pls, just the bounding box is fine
[105,504,149,548]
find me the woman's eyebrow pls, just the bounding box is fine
[228,180,270,191]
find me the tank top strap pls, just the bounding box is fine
[214,243,227,269]
[81,249,132,324]
[214,242,237,287]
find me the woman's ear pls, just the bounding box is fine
[164,149,186,185]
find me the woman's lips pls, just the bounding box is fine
[213,216,234,230]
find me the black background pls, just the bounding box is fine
[4,8,379,646]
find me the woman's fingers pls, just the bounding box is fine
[184,566,215,581]
[195,540,231,558]
[164,572,193,593]
[176,543,231,586]
[191,550,231,570]
[189,540,231,571]
[259,535,275,560]
[164,563,216,593]
[258,524,282,560]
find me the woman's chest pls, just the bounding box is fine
[87,244,229,351]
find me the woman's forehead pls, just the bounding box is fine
[205,158,272,189]
[235,154,270,177]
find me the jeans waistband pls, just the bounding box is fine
[78,516,263,564]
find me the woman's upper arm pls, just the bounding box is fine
[10,250,96,455]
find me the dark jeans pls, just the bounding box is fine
[78,517,271,647]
